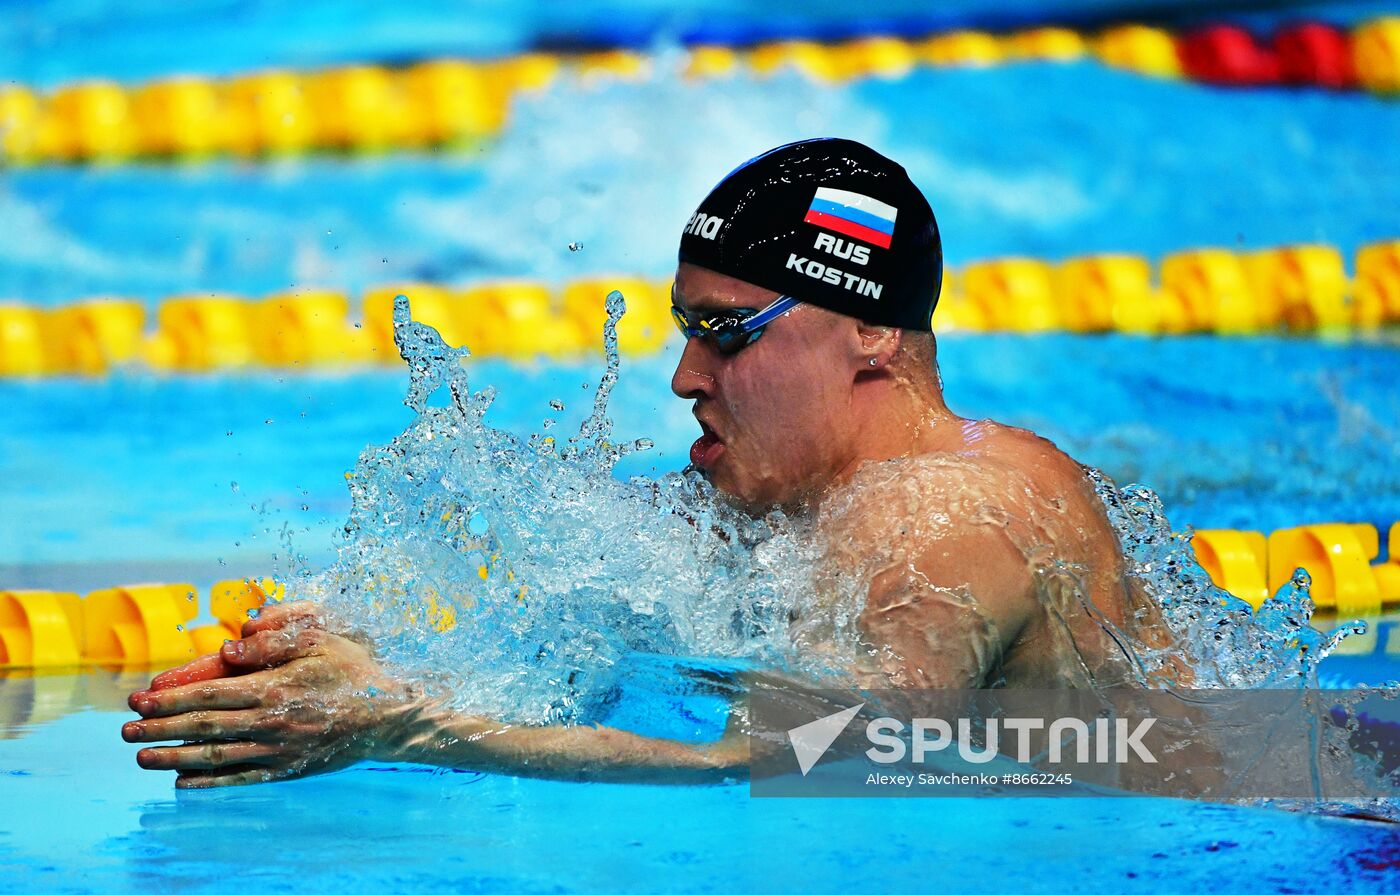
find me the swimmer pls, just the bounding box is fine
[122,138,1174,787]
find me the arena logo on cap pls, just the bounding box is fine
[684,211,725,241]
[803,187,897,250]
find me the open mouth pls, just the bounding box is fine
[690,419,725,470]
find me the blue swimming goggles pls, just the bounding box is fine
[669,294,801,356]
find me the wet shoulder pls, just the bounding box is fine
[817,431,1021,558]
[946,419,1112,518]
[954,419,1087,484]
[954,420,1130,584]
[818,419,1105,566]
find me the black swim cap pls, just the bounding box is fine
[677,138,942,331]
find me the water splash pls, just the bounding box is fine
[288,291,1394,811]
[298,292,830,723]
[1093,473,1362,689]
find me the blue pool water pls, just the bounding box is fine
[2,334,1398,578]
[5,0,1399,87]
[3,1,1400,891]
[5,63,1400,304]
[2,653,1400,893]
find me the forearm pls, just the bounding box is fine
[374,696,750,784]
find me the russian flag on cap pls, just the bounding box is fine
[803,187,898,249]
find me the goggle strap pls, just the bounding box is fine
[738,295,800,333]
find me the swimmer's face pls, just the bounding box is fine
[670,262,872,510]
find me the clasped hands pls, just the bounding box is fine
[121,601,414,789]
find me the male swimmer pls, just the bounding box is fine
[122,138,1172,787]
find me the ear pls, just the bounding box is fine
[853,321,902,370]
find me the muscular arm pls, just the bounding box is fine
[858,518,1037,688]
[850,430,1177,690]
[378,697,749,784]
[824,450,1047,690]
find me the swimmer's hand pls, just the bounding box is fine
[133,600,332,692]
[122,614,415,789]
[124,600,751,786]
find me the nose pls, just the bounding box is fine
[670,335,717,400]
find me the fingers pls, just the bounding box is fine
[128,675,265,718]
[136,740,284,771]
[176,766,281,789]
[123,709,274,744]
[240,600,323,637]
[146,653,238,693]
[221,625,324,670]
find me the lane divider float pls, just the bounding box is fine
[1,239,1398,377]
[1,520,1398,672]
[2,17,1397,167]
[1195,521,1400,658]
[0,577,278,670]
[1194,521,1400,620]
